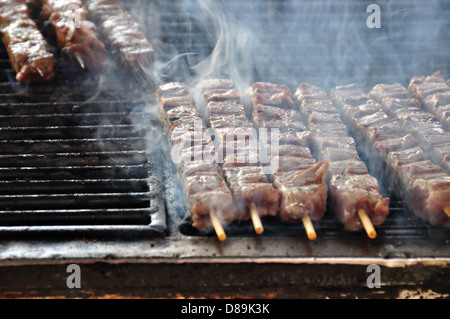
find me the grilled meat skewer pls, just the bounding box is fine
[0,0,56,82]
[246,82,329,233]
[295,83,390,234]
[33,0,107,71]
[84,0,154,72]
[157,82,235,234]
[195,79,280,229]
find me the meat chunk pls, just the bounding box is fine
[0,0,56,82]
[330,174,390,231]
[84,0,154,71]
[370,82,450,175]
[37,0,108,71]
[247,82,295,108]
[274,161,329,222]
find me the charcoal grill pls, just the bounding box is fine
[0,0,449,299]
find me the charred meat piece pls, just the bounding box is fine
[35,0,107,71]
[194,80,239,117]
[202,88,241,104]
[275,144,313,158]
[397,161,450,227]
[196,78,234,92]
[388,156,450,228]
[297,99,338,118]
[314,136,356,152]
[157,82,235,231]
[370,82,421,115]
[213,126,258,159]
[0,0,56,82]
[384,147,427,189]
[308,122,349,139]
[266,130,313,148]
[327,160,369,177]
[297,83,390,233]
[84,0,154,71]
[369,134,419,176]
[293,82,329,103]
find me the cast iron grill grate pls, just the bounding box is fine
[0,43,166,237]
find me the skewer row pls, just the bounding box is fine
[157,82,235,240]
[245,82,329,240]
[195,79,280,236]
[157,78,450,240]
[294,83,390,238]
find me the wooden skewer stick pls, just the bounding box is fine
[444,206,450,218]
[36,67,44,78]
[249,202,264,235]
[73,52,86,69]
[302,215,317,241]
[210,209,226,241]
[358,208,377,239]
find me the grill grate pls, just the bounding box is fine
[0,44,166,237]
[151,0,450,90]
